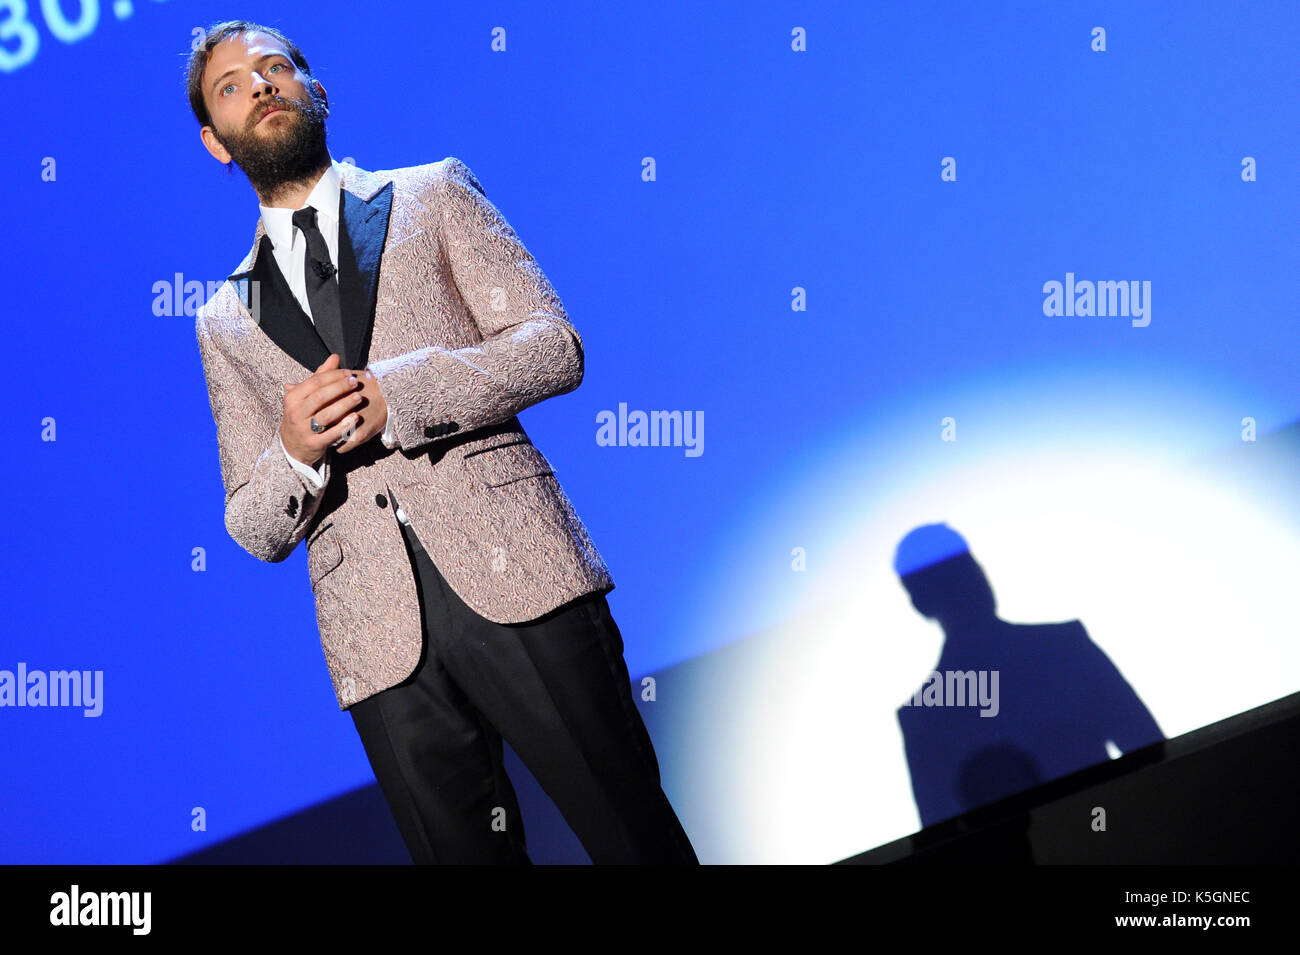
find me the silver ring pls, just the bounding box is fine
[309,417,324,433]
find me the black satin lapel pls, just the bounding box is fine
[337,181,393,369]
[230,235,331,373]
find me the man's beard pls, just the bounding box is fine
[213,89,330,203]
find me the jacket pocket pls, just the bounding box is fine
[464,441,555,488]
[306,524,344,585]
[460,428,531,458]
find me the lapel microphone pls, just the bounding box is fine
[311,258,336,280]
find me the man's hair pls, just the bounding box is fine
[184,20,313,128]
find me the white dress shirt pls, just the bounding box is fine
[263,157,409,524]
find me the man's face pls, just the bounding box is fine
[199,32,330,200]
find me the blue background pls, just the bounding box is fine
[1,0,1296,863]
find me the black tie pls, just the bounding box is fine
[291,205,347,364]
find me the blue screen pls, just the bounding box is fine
[2,0,1296,863]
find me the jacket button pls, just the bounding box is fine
[447,421,459,433]
[423,425,437,438]
[375,493,388,508]
[285,495,299,517]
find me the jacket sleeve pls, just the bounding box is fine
[365,157,585,453]
[196,309,331,562]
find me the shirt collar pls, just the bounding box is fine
[259,157,343,254]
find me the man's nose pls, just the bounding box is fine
[250,70,277,95]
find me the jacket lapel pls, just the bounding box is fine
[226,165,394,373]
[337,180,392,370]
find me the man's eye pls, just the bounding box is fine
[219,62,288,96]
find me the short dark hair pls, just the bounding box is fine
[184,20,313,128]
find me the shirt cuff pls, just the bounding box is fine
[279,432,327,489]
[379,407,399,450]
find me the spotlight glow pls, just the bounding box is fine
[677,363,1300,863]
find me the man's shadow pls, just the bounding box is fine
[894,523,1164,832]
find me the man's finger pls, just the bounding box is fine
[330,413,362,452]
[285,355,342,398]
[286,366,353,405]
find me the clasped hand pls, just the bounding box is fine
[280,353,389,465]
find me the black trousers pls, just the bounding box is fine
[347,518,699,864]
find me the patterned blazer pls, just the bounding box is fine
[195,158,614,710]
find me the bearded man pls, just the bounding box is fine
[187,19,698,865]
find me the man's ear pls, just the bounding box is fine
[200,125,232,164]
[314,79,329,117]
